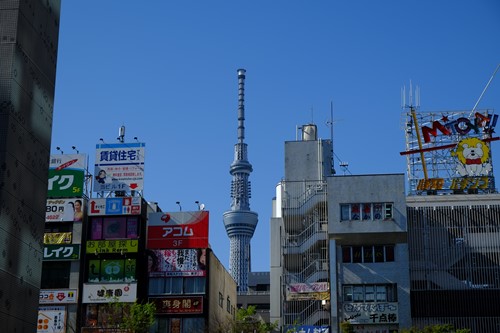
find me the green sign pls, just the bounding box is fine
[43,244,80,260]
[47,169,85,198]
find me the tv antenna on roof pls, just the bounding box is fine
[401,80,420,110]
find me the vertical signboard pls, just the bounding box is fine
[148,248,207,277]
[93,142,145,193]
[147,211,209,249]
[47,154,87,198]
[37,306,66,333]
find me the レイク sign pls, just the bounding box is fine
[147,211,209,249]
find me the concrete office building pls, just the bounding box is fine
[271,125,411,333]
[0,1,61,330]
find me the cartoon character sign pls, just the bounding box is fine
[452,137,492,176]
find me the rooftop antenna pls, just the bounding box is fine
[326,101,336,175]
[118,125,125,143]
[469,63,500,118]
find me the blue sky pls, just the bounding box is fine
[52,1,500,272]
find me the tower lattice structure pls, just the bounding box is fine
[223,69,258,292]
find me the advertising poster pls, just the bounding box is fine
[37,306,66,333]
[147,211,209,249]
[47,154,87,198]
[93,142,145,193]
[39,289,77,304]
[46,198,85,222]
[148,248,206,277]
[43,232,72,244]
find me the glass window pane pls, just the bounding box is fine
[386,245,395,262]
[385,203,393,219]
[353,286,364,302]
[171,277,183,293]
[373,204,383,220]
[364,246,373,263]
[374,246,384,262]
[365,286,375,302]
[149,278,164,294]
[184,277,205,294]
[376,285,387,301]
[126,217,138,238]
[351,204,360,220]
[340,205,350,221]
[342,247,352,263]
[182,318,204,333]
[352,247,362,263]
[362,203,372,220]
[343,286,353,301]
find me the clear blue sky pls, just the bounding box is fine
[52,1,500,272]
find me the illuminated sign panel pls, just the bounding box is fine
[86,239,138,254]
[47,154,87,198]
[93,142,145,193]
[148,249,206,277]
[401,109,497,195]
[147,211,209,249]
[150,296,204,314]
[44,232,72,244]
[82,283,137,303]
[43,244,80,261]
[46,198,85,222]
[37,306,67,333]
[39,289,77,304]
[88,197,142,216]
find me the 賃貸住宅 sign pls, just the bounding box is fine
[147,211,209,249]
[46,198,85,222]
[149,296,203,314]
[47,154,87,198]
[39,289,77,304]
[401,111,498,193]
[37,306,66,333]
[44,244,80,261]
[88,197,142,216]
[343,302,399,324]
[86,239,138,254]
[93,142,145,193]
[82,283,137,303]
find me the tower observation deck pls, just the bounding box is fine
[223,69,258,292]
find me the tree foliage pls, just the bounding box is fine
[339,321,354,333]
[102,298,156,333]
[401,324,471,333]
[233,305,279,333]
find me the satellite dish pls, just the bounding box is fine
[200,203,205,211]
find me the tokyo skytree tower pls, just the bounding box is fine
[223,69,258,292]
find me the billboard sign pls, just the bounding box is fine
[147,211,209,249]
[88,197,142,216]
[37,306,66,333]
[86,239,139,254]
[39,289,77,304]
[44,232,72,244]
[93,142,145,193]
[286,282,330,301]
[43,244,80,261]
[148,248,206,277]
[150,296,203,314]
[47,154,87,198]
[46,198,85,222]
[343,302,399,324]
[82,283,137,303]
[401,109,498,195]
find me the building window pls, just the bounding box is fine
[341,245,395,263]
[219,292,224,308]
[90,216,139,240]
[148,277,206,295]
[41,261,71,288]
[343,284,397,303]
[340,203,394,221]
[227,296,231,313]
[87,259,136,283]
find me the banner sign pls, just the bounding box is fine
[93,142,145,193]
[86,239,139,254]
[37,306,66,333]
[343,302,399,324]
[150,296,203,314]
[82,283,137,303]
[148,249,206,277]
[43,244,80,261]
[46,198,85,222]
[39,289,77,304]
[147,211,209,249]
[88,197,142,216]
[286,282,329,301]
[44,232,72,244]
[88,259,136,283]
[285,326,330,333]
[48,154,87,198]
